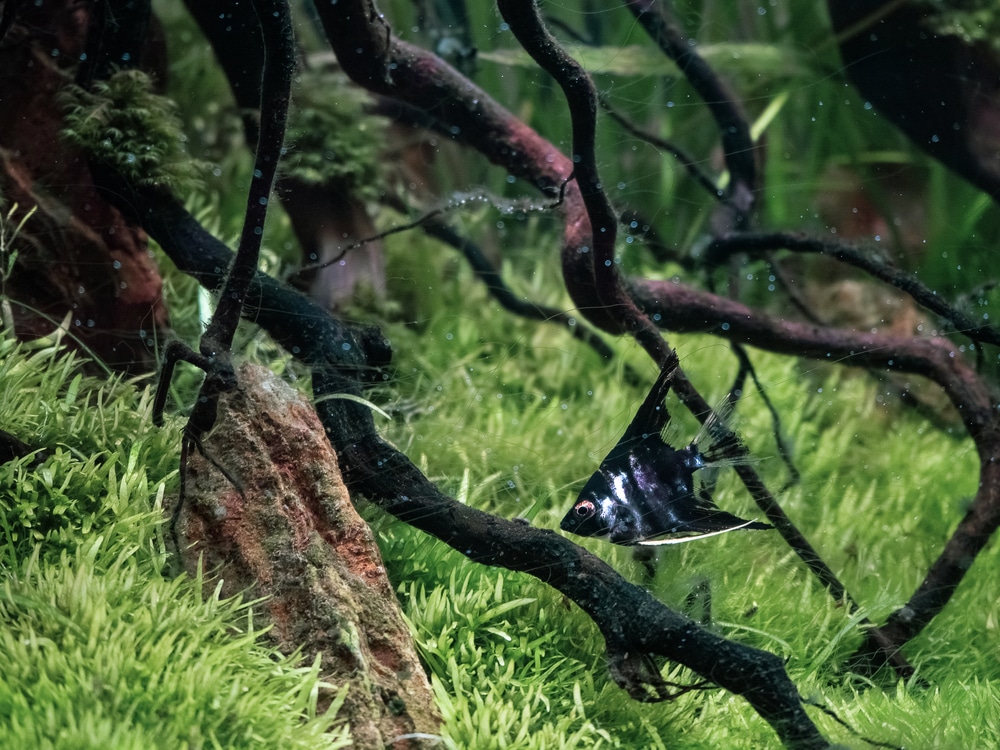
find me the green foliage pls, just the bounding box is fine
[925,0,1000,48]
[0,542,350,750]
[283,69,383,198]
[59,69,207,195]
[363,224,999,748]
[0,201,34,331]
[0,335,176,567]
[0,334,349,748]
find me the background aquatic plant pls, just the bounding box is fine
[282,68,383,199]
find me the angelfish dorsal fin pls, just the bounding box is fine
[621,365,676,444]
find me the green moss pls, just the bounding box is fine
[282,69,382,198]
[59,69,207,196]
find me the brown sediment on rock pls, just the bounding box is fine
[175,362,440,749]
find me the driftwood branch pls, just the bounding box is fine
[151,0,294,442]
[420,219,621,365]
[496,0,670,367]
[311,0,912,678]
[706,231,1000,348]
[92,171,831,747]
[601,100,722,202]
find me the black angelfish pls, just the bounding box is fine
[560,367,771,546]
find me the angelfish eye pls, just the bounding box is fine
[574,500,596,518]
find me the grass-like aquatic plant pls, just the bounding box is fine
[0,331,350,749]
[354,228,998,748]
[0,543,350,750]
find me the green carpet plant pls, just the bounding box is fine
[355,226,997,748]
[0,334,350,750]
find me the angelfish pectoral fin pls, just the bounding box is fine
[635,519,764,546]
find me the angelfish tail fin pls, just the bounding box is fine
[699,430,749,466]
[693,399,755,467]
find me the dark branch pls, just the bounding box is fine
[622,0,758,227]
[421,219,620,364]
[601,98,722,201]
[151,0,294,439]
[707,231,1000,349]
[497,0,670,366]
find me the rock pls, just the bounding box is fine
[173,362,440,749]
